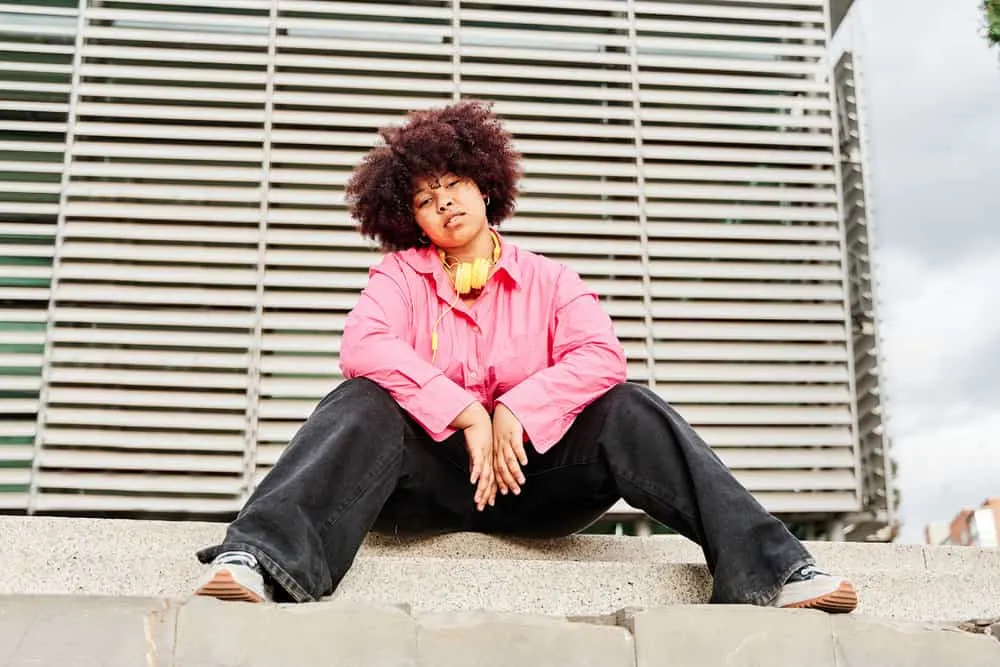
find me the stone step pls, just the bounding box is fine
[2,516,999,623]
[2,596,999,667]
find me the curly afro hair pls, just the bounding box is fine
[345,100,521,252]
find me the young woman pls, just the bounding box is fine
[195,100,858,613]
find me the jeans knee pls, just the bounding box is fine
[315,378,402,428]
[600,381,656,410]
[320,377,388,404]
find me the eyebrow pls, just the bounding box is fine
[412,177,445,199]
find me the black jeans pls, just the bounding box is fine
[198,378,813,605]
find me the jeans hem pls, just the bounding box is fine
[751,554,815,607]
[196,542,317,603]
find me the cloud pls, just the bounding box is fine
[858,0,1000,261]
[845,0,1000,542]
[877,246,1000,541]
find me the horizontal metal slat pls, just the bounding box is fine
[81,43,268,66]
[59,262,258,287]
[38,449,242,473]
[735,469,855,492]
[646,240,841,262]
[652,321,845,343]
[50,346,250,369]
[63,222,260,245]
[648,260,841,282]
[43,407,246,431]
[651,301,845,322]
[86,7,267,29]
[655,362,848,383]
[718,447,854,470]
[643,144,834,166]
[74,138,264,161]
[44,427,243,452]
[81,62,267,85]
[77,82,266,105]
[53,307,254,329]
[656,383,850,404]
[70,161,262,183]
[45,387,248,410]
[54,283,259,308]
[638,18,824,43]
[0,377,42,391]
[259,355,338,374]
[636,35,824,59]
[460,44,630,67]
[653,341,846,362]
[32,494,243,513]
[634,1,823,23]
[0,399,38,413]
[48,367,249,390]
[666,403,853,425]
[462,26,629,48]
[35,471,243,495]
[651,281,843,302]
[75,101,266,124]
[62,201,261,224]
[753,492,859,514]
[646,221,840,243]
[73,121,266,144]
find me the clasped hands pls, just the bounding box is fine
[450,401,528,511]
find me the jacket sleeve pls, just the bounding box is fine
[496,266,627,452]
[339,255,479,440]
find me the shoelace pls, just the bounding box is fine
[214,550,259,571]
[793,564,831,581]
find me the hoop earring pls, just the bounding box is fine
[418,232,430,246]
[484,195,491,206]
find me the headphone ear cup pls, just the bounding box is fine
[471,258,489,290]
[455,262,472,294]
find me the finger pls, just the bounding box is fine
[476,465,492,510]
[512,438,529,468]
[469,448,482,485]
[501,444,522,495]
[493,440,510,495]
[496,440,520,495]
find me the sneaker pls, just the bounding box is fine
[773,565,858,613]
[195,551,272,603]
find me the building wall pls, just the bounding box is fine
[1,0,886,530]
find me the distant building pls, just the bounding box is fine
[925,499,1000,547]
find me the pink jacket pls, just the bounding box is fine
[339,235,627,453]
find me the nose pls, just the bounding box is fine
[437,197,452,212]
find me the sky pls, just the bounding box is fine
[843,0,1000,542]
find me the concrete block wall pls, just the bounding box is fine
[3,517,1000,623]
[2,597,999,667]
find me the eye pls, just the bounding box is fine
[417,198,431,208]
[447,179,460,187]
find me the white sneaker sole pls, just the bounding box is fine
[780,578,858,613]
[195,565,267,603]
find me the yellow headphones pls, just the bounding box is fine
[431,229,501,362]
[437,229,502,295]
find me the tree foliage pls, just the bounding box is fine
[986,0,1000,46]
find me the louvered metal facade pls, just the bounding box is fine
[1,0,890,537]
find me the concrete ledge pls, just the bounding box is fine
[2,516,1000,622]
[2,597,998,667]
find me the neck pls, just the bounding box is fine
[441,227,496,264]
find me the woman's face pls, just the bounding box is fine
[412,172,488,250]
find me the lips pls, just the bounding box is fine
[444,212,465,228]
